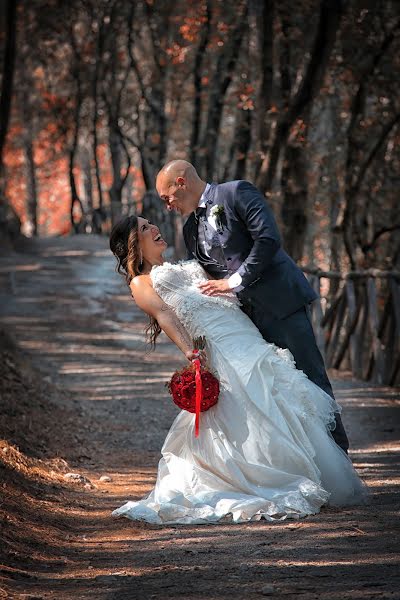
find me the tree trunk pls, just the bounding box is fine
[68,21,86,234]
[280,142,308,261]
[0,0,17,179]
[81,148,94,219]
[24,134,38,236]
[250,0,274,181]
[92,18,104,210]
[198,13,247,180]
[141,83,167,189]
[0,0,19,241]
[108,124,124,226]
[69,149,85,234]
[233,108,252,180]
[189,0,211,169]
[256,0,344,193]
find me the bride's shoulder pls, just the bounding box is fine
[129,273,152,295]
[129,274,161,311]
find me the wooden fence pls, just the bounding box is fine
[304,268,400,386]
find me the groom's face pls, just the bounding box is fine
[156,174,194,217]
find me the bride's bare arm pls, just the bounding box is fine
[129,275,195,360]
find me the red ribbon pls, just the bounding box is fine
[193,352,202,437]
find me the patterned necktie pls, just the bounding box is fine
[194,206,207,223]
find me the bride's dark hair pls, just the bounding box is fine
[109,215,161,348]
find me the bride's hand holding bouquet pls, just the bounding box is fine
[168,337,220,437]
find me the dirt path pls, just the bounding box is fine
[0,235,399,600]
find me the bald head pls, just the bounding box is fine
[156,160,201,187]
[156,160,206,217]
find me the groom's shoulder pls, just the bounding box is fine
[217,179,259,196]
[218,179,250,191]
[216,180,263,204]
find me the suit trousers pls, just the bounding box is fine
[241,300,350,454]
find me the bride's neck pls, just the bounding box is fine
[141,256,164,274]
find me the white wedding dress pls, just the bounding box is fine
[112,261,368,525]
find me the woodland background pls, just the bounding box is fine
[0,0,399,271]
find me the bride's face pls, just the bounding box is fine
[137,217,167,266]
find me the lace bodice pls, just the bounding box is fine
[150,260,241,338]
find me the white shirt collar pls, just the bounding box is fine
[198,183,211,208]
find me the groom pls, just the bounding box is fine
[156,160,349,454]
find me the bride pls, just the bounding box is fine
[109,215,368,525]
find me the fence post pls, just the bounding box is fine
[389,278,400,385]
[366,277,385,384]
[310,275,325,358]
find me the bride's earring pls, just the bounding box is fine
[138,249,144,272]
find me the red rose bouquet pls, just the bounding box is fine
[167,337,219,437]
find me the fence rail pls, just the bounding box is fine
[304,267,400,386]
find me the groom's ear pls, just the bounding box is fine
[176,176,186,188]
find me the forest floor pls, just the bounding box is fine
[0,235,399,600]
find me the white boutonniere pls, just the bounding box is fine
[210,204,225,231]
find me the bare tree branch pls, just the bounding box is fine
[362,224,400,253]
[353,112,400,194]
[348,20,399,133]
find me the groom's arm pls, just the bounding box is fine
[232,180,281,289]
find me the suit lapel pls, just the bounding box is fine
[183,212,197,256]
[183,184,217,253]
[183,212,209,263]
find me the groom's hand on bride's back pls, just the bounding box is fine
[198,279,232,296]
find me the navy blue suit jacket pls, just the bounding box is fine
[183,180,317,320]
